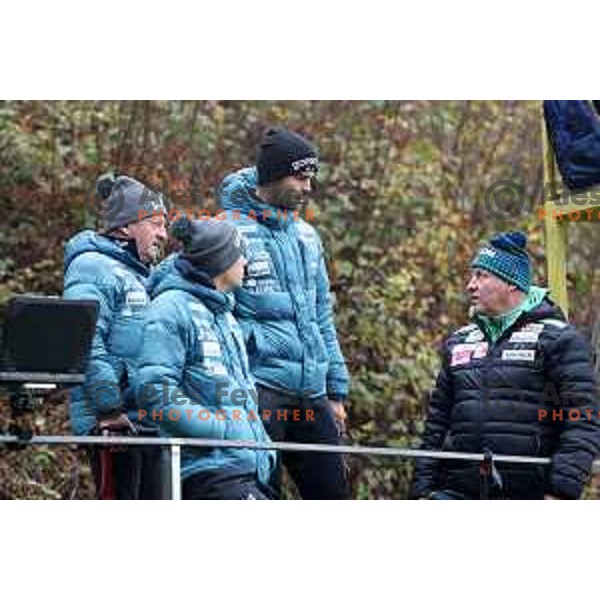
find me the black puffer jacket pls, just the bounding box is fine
[412,299,600,499]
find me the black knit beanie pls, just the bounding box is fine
[256,128,319,185]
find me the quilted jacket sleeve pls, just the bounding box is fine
[411,345,453,498]
[315,237,349,400]
[544,325,600,499]
[63,256,123,418]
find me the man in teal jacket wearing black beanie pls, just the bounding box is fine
[219,128,350,499]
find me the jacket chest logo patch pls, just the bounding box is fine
[237,224,257,234]
[207,363,227,376]
[472,342,488,358]
[451,341,488,365]
[502,349,536,361]
[125,290,147,307]
[247,261,271,277]
[202,341,222,357]
[451,344,473,366]
[509,330,540,343]
[465,329,484,343]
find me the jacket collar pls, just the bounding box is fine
[219,167,301,229]
[152,258,234,314]
[64,230,149,277]
[472,286,559,343]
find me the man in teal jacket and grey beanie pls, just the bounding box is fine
[63,174,168,499]
[412,231,600,499]
[136,218,276,499]
[219,128,350,499]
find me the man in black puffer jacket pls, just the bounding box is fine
[412,231,600,500]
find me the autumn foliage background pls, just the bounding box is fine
[1,100,599,499]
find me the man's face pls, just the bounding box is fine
[466,268,514,316]
[220,256,248,291]
[126,214,168,265]
[268,174,314,209]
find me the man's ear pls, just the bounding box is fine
[508,283,524,298]
[108,226,130,239]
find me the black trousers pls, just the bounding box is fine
[182,471,272,500]
[89,445,168,500]
[257,384,350,500]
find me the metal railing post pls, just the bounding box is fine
[170,442,181,500]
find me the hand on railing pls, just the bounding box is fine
[97,413,136,435]
[95,414,137,451]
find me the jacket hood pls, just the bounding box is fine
[218,167,301,228]
[151,259,234,314]
[147,253,178,297]
[64,230,148,276]
[521,290,566,323]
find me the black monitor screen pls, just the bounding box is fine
[2,296,98,375]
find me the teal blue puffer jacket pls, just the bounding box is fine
[63,230,151,435]
[218,167,349,400]
[135,262,275,485]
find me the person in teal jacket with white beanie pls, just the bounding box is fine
[136,218,276,499]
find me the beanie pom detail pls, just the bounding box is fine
[96,172,117,200]
[170,216,194,247]
[490,231,528,252]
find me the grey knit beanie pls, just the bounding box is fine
[171,217,244,277]
[97,173,167,230]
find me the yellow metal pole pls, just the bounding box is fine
[542,104,569,316]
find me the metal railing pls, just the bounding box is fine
[2,434,599,499]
